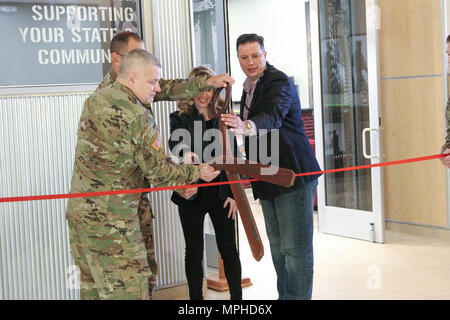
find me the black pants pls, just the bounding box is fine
[178,199,242,300]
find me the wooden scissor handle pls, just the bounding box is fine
[210,85,232,118]
[209,85,264,261]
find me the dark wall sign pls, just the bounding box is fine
[0,0,141,88]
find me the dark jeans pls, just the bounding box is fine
[178,199,242,300]
[260,179,318,300]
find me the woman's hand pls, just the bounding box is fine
[224,197,237,220]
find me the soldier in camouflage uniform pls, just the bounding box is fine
[66,49,222,300]
[69,31,233,299]
[441,35,450,168]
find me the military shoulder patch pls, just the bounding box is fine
[152,132,161,151]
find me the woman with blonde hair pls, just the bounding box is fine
[168,66,242,300]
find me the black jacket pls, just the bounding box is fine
[168,108,232,207]
[240,63,321,200]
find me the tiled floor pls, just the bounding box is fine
[205,190,450,300]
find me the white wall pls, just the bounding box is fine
[447,0,450,36]
[228,0,310,108]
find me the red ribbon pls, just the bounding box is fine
[0,153,445,203]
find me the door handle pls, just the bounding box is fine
[362,127,379,159]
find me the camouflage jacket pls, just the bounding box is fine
[66,81,200,227]
[95,69,213,204]
[97,69,214,102]
[442,99,450,152]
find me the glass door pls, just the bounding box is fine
[311,0,384,242]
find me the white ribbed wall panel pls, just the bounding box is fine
[0,94,88,300]
[150,0,194,289]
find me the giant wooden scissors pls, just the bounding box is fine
[209,86,295,261]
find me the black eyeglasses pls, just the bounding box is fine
[114,51,125,57]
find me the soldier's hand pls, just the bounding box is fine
[206,74,235,88]
[440,148,450,168]
[199,163,220,182]
[179,187,198,199]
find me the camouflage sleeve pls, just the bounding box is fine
[154,76,214,102]
[442,99,450,152]
[132,114,200,188]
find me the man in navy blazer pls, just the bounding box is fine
[222,33,321,300]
